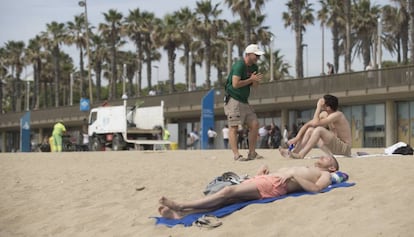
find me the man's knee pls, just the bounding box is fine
[304,127,314,135]
[248,119,259,131]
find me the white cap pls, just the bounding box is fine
[245,44,264,56]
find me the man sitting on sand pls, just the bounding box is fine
[158,156,339,219]
[279,94,352,159]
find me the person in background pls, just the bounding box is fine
[258,125,269,148]
[282,125,289,146]
[52,120,66,152]
[222,125,229,149]
[207,127,217,149]
[190,130,200,150]
[327,62,335,75]
[163,127,171,150]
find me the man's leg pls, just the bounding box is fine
[247,119,259,155]
[229,126,241,159]
[292,127,314,152]
[159,182,260,212]
[54,134,62,152]
[292,127,335,159]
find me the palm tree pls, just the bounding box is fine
[175,7,197,91]
[249,10,271,46]
[382,1,409,64]
[258,48,291,81]
[317,0,344,73]
[90,32,107,101]
[283,0,314,79]
[224,0,268,45]
[99,9,123,100]
[4,40,25,112]
[409,0,414,63]
[124,8,144,96]
[344,0,352,72]
[194,0,225,89]
[210,39,227,87]
[140,12,160,92]
[41,21,67,107]
[66,15,88,98]
[0,47,8,113]
[25,35,43,109]
[223,20,244,70]
[117,50,137,96]
[152,13,183,93]
[352,0,381,68]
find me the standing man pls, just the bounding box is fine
[52,120,66,152]
[221,125,229,149]
[224,44,264,161]
[207,127,217,149]
[327,62,335,75]
[279,94,352,159]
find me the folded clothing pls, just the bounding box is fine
[331,171,349,185]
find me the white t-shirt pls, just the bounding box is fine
[259,126,267,137]
[208,129,217,138]
[222,127,229,139]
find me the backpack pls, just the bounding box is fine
[392,145,414,155]
[203,172,245,195]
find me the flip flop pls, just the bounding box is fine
[234,155,243,161]
[238,156,253,161]
[194,215,222,229]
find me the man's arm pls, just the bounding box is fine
[292,172,332,193]
[287,98,325,145]
[309,111,341,128]
[256,164,270,175]
[232,72,262,89]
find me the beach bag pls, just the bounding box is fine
[203,172,243,195]
[392,145,413,155]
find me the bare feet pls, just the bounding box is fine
[158,206,184,219]
[289,152,304,159]
[159,196,182,211]
[279,147,290,158]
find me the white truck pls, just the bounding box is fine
[88,101,169,151]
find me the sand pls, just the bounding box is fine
[0,148,413,237]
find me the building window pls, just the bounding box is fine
[364,104,385,147]
[397,102,410,144]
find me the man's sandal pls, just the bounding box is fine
[234,155,243,161]
[194,215,222,229]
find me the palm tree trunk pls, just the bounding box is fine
[94,62,102,101]
[110,47,117,100]
[167,47,176,93]
[205,40,211,89]
[53,46,60,107]
[344,0,352,72]
[79,47,85,98]
[410,0,414,63]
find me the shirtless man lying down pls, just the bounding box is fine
[158,156,339,219]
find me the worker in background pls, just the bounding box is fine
[52,120,67,152]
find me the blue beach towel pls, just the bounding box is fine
[153,182,355,227]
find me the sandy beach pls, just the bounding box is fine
[0,148,413,237]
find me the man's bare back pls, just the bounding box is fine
[326,111,351,145]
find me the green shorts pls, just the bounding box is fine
[224,97,257,127]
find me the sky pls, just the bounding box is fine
[0,0,393,87]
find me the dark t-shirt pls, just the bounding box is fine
[226,59,259,104]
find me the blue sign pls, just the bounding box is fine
[80,98,90,111]
[20,111,31,152]
[201,89,215,149]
